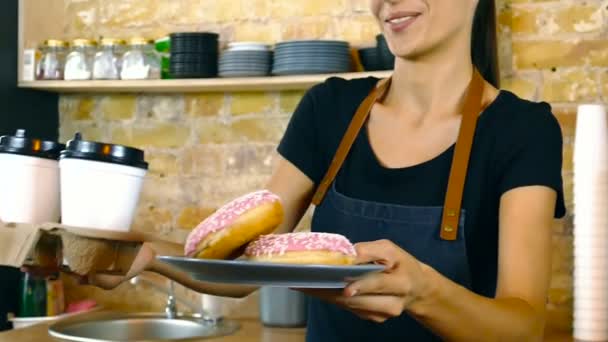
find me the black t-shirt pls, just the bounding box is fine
[278,77,566,297]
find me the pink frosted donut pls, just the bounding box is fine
[245,232,357,265]
[184,190,283,259]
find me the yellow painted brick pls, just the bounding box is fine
[510,7,540,34]
[158,0,205,25]
[230,93,274,115]
[98,0,162,29]
[60,122,104,142]
[547,288,573,306]
[497,7,511,34]
[146,153,178,178]
[198,118,286,144]
[233,22,281,43]
[563,142,573,173]
[601,71,608,101]
[282,17,332,41]
[139,176,182,204]
[100,95,136,120]
[541,69,598,102]
[501,75,538,100]
[271,0,347,18]
[180,145,226,176]
[231,118,287,142]
[61,96,96,121]
[185,93,224,117]
[111,123,190,148]
[514,40,608,69]
[176,207,217,230]
[240,0,270,19]
[555,3,603,34]
[213,0,244,22]
[334,16,380,44]
[132,205,173,234]
[65,0,97,38]
[551,235,573,273]
[349,0,370,13]
[553,107,577,137]
[279,91,305,113]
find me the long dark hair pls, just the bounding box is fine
[472,0,499,87]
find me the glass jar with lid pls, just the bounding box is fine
[120,38,161,80]
[93,38,126,80]
[64,39,97,81]
[35,40,68,80]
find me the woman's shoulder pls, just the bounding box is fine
[483,90,562,140]
[306,76,379,110]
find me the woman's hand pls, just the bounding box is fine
[22,243,157,290]
[79,242,157,289]
[300,239,433,323]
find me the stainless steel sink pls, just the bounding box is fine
[48,312,240,342]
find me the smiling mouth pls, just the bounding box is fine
[384,12,421,32]
[386,16,417,24]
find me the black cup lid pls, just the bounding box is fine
[0,129,65,160]
[60,133,149,169]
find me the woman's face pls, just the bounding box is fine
[371,0,478,60]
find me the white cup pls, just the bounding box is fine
[60,158,146,231]
[59,133,148,232]
[0,154,60,223]
[0,130,63,224]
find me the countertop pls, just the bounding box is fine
[0,314,573,342]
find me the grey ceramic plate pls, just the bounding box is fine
[157,256,384,288]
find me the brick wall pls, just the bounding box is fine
[58,0,608,329]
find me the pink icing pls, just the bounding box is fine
[245,232,357,257]
[184,190,281,256]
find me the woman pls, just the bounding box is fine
[82,0,566,340]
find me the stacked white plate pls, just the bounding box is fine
[573,104,608,342]
[218,42,273,78]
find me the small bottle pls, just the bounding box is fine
[64,39,97,81]
[46,275,65,317]
[121,38,160,80]
[93,38,126,80]
[35,40,68,80]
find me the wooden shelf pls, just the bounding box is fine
[18,71,392,93]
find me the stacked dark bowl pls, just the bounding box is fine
[272,40,351,76]
[170,32,219,78]
[358,47,382,71]
[357,35,394,71]
[376,34,395,70]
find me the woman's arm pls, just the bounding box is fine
[338,186,555,341]
[410,186,554,341]
[83,156,316,298]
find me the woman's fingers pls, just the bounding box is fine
[345,272,403,297]
[354,240,401,268]
[350,309,391,323]
[336,295,405,319]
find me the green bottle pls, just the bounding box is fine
[18,272,47,317]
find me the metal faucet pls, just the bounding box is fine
[130,276,198,319]
[165,280,177,319]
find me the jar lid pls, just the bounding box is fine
[44,39,68,48]
[0,129,65,160]
[60,133,149,170]
[71,39,97,47]
[100,38,126,46]
[128,37,153,45]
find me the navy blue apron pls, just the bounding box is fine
[305,70,487,341]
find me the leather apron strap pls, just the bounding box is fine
[311,69,486,241]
